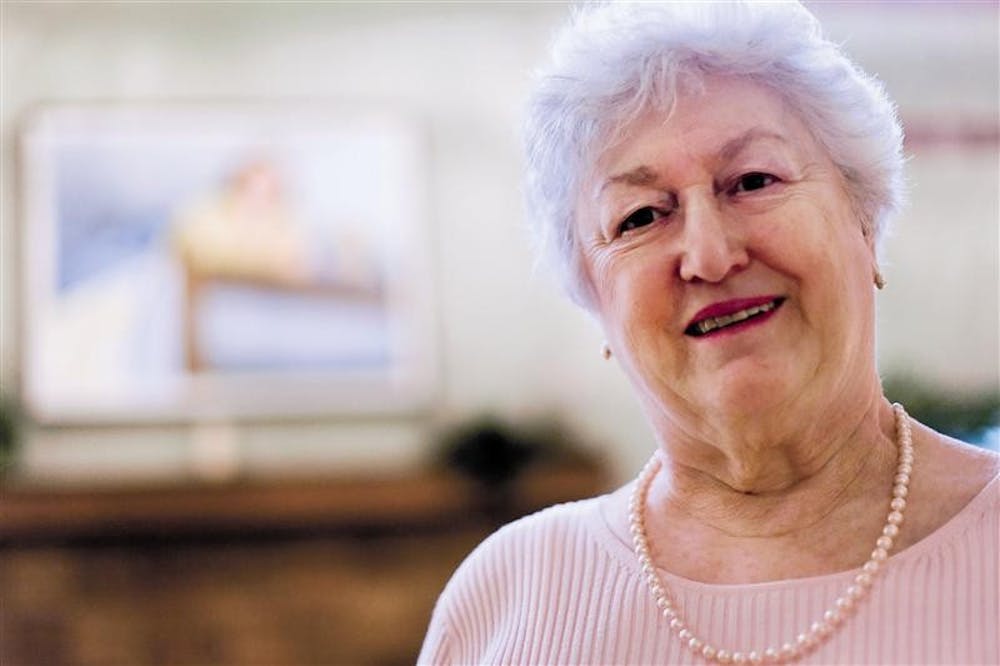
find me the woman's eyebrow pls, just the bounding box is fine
[595,129,790,200]
[595,165,660,199]
[717,128,789,162]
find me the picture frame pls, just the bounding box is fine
[20,103,437,424]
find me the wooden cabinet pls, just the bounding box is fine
[1,463,606,665]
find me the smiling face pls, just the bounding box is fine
[576,76,879,428]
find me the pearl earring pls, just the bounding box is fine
[601,342,612,360]
[874,268,886,290]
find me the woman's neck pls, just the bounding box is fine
[640,397,900,580]
[660,376,891,480]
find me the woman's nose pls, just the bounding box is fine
[677,198,749,283]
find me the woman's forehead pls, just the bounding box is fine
[585,78,819,192]
[620,77,797,152]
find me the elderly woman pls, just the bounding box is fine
[420,3,998,664]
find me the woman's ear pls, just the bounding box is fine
[873,263,886,290]
[867,233,885,290]
[858,215,884,290]
[858,210,877,251]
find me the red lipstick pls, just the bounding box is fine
[685,296,785,337]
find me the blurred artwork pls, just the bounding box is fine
[21,105,435,422]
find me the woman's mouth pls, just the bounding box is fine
[684,297,786,337]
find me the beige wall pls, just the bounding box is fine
[1,2,996,484]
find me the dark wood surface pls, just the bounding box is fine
[1,462,605,543]
[0,463,608,666]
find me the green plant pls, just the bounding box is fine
[0,397,21,474]
[882,375,998,446]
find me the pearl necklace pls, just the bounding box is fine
[628,403,913,664]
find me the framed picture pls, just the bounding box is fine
[21,104,437,424]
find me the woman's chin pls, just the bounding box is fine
[687,364,802,417]
[715,385,790,417]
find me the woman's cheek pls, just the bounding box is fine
[623,262,672,324]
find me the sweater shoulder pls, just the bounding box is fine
[421,494,623,660]
[454,494,610,583]
[494,494,607,540]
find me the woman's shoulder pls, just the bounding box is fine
[430,492,626,613]
[906,421,999,548]
[915,421,999,498]
[419,493,624,663]
[454,493,611,576]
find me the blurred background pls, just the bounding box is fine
[1,2,996,665]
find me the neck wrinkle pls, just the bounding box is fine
[648,399,898,539]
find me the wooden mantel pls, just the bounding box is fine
[0,461,607,544]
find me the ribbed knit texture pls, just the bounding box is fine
[419,472,999,665]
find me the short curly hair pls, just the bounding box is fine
[523,1,905,306]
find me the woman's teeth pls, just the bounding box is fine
[694,300,778,335]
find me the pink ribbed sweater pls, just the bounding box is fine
[419,472,999,665]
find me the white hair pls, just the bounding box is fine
[524,1,905,307]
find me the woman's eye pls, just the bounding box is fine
[617,207,667,235]
[731,172,777,194]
